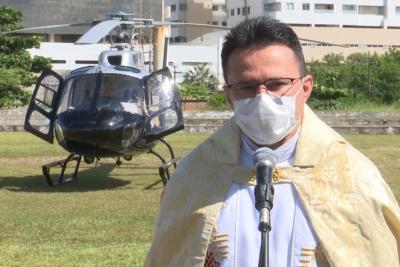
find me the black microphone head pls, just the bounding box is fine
[253,147,277,168]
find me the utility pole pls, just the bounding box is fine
[244,0,249,19]
[153,25,168,71]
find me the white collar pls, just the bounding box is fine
[240,129,300,168]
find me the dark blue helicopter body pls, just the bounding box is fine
[24,49,184,185]
[55,109,148,158]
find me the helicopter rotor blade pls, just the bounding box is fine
[298,37,349,48]
[75,19,122,44]
[154,22,347,47]
[0,16,349,48]
[0,22,93,35]
[153,21,230,30]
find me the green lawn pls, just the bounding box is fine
[0,132,399,266]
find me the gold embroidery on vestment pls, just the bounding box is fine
[272,169,282,181]
[207,229,230,261]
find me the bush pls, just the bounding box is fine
[0,68,31,108]
[307,49,400,109]
[308,97,354,110]
[209,92,230,110]
[177,84,209,101]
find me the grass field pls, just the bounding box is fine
[0,132,399,266]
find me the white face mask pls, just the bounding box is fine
[233,83,303,146]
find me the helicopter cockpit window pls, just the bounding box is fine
[147,75,174,113]
[98,74,143,114]
[34,75,60,113]
[59,75,97,113]
[145,69,182,138]
[108,56,121,65]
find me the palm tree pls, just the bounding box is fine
[183,63,218,91]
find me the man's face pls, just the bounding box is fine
[224,44,313,125]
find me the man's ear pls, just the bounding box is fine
[223,85,234,109]
[302,74,313,102]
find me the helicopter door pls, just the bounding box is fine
[24,69,65,144]
[143,67,184,142]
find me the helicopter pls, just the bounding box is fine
[21,12,185,186]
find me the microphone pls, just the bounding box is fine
[253,147,277,232]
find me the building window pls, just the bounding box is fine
[231,9,234,16]
[396,6,400,15]
[302,3,310,10]
[170,4,176,12]
[213,5,218,11]
[286,2,294,10]
[237,7,241,15]
[179,4,187,11]
[174,36,187,43]
[222,21,227,26]
[315,4,334,13]
[343,4,356,13]
[264,2,282,12]
[212,21,218,25]
[358,5,383,15]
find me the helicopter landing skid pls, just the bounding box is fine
[148,138,180,186]
[42,154,82,186]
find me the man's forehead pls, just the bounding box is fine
[224,44,301,83]
[229,43,294,57]
[226,44,298,71]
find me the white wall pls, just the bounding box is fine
[29,43,111,70]
[168,42,224,85]
[28,42,225,86]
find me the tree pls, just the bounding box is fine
[375,49,400,103]
[309,53,349,90]
[178,63,219,101]
[345,52,369,95]
[308,49,400,108]
[308,66,352,110]
[0,6,51,108]
[183,63,218,91]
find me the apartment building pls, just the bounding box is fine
[226,0,400,59]
[165,0,228,42]
[227,0,400,28]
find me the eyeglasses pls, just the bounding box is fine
[225,77,303,99]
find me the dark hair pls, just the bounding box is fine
[221,16,306,82]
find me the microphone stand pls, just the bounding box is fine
[255,179,274,267]
[253,147,276,267]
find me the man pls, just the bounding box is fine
[145,17,400,267]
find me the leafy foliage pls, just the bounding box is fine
[0,68,31,107]
[0,6,52,108]
[177,84,209,101]
[308,84,353,110]
[308,49,400,110]
[182,63,218,91]
[178,63,223,108]
[375,49,400,103]
[209,91,229,110]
